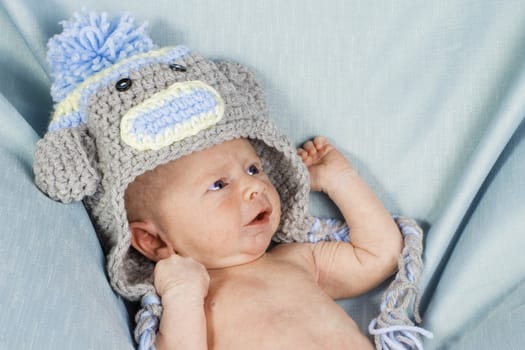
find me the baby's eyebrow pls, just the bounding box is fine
[193,165,228,183]
[243,152,262,163]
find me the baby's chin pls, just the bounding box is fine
[205,241,274,270]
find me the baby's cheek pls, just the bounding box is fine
[271,197,282,229]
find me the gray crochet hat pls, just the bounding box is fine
[34,11,313,301]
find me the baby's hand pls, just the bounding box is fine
[154,254,210,305]
[297,136,356,194]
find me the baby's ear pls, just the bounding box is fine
[129,221,173,262]
[33,126,99,203]
[215,61,268,115]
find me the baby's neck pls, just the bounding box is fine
[206,252,269,280]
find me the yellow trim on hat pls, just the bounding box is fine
[50,47,179,124]
[120,80,225,151]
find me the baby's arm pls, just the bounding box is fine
[153,254,210,350]
[298,137,403,298]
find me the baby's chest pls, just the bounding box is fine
[204,264,357,349]
[207,263,319,313]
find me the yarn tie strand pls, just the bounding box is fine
[135,292,163,350]
[368,216,433,349]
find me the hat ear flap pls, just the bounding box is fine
[215,61,268,115]
[217,61,314,242]
[34,126,99,203]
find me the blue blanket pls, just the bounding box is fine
[1,1,524,349]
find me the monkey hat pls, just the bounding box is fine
[33,11,314,301]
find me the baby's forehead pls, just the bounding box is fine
[173,138,258,165]
[143,138,260,181]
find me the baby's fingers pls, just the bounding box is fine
[297,148,311,164]
[154,254,210,298]
[312,136,328,149]
[298,139,321,166]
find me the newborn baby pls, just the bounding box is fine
[33,11,421,350]
[125,137,402,349]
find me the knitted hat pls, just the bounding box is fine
[34,11,313,301]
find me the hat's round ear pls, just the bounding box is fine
[34,126,99,203]
[215,61,268,115]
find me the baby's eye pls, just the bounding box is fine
[208,179,227,191]
[247,164,261,176]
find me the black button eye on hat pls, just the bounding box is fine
[116,78,133,91]
[169,63,187,72]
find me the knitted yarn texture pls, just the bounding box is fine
[34,11,432,350]
[34,11,313,301]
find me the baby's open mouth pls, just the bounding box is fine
[248,208,272,226]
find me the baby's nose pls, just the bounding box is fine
[243,177,265,201]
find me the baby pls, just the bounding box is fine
[124,136,402,349]
[33,11,426,350]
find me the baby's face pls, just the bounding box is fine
[143,138,281,269]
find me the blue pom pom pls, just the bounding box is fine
[47,10,155,102]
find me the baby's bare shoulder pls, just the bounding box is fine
[268,242,317,273]
[270,241,313,256]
